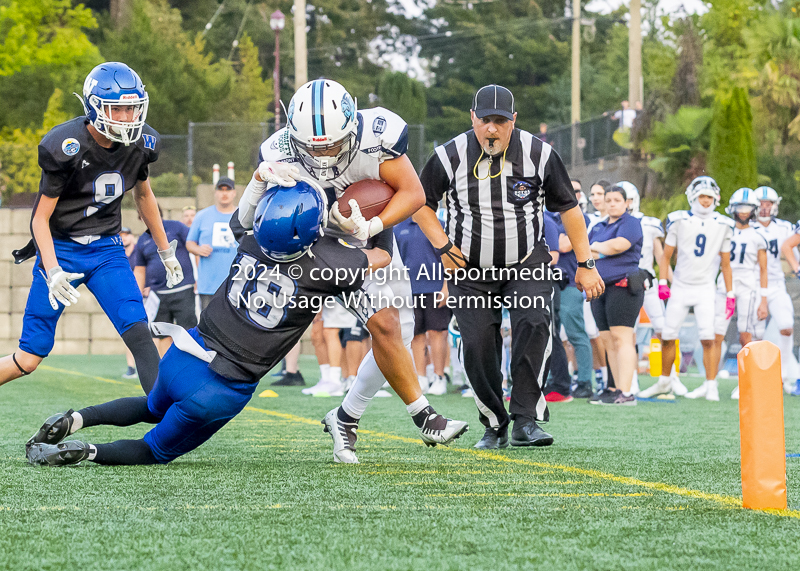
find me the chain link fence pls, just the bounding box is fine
[545,114,625,169]
[149,122,428,198]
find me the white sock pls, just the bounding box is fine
[341,350,387,420]
[426,363,434,379]
[670,363,677,376]
[329,367,342,385]
[319,364,330,382]
[706,379,717,388]
[777,334,794,375]
[418,375,428,387]
[406,395,430,416]
[70,411,83,433]
[87,444,97,461]
[659,375,671,384]
[600,367,608,383]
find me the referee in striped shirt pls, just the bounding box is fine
[414,85,604,449]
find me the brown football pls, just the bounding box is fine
[337,179,396,220]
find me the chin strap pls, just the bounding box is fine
[12,353,31,376]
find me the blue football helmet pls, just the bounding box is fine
[253,181,325,262]
[77,62,149,145]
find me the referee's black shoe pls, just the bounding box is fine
[510,417,553,447]
[271,371,305,386]
[474,426,509,450]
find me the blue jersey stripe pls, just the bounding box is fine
[312,80,325,137]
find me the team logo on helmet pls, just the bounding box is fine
[372,116,386,136]
[287,99,297,131]
[341,94,355,130]
[61,138,80,156]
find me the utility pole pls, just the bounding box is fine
[571,0,580,125]
[629,0,643,105]
[294,0,308,88]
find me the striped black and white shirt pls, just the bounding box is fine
[420,129,577,268]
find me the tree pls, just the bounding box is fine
[707,87,757,203]
[377,71,426,124]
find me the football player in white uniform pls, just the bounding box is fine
[616,181,670,395]
[645,177,734,401]
[752,186,798,393]
[239,79,468,462]
[714,189,769,399]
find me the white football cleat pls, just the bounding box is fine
[685,381,710,400]
[322,408,359,464]
[705,381,719,402]
[671,376,688,397]
[301,380,326,395]
[427,375,447,396]
[637,377,672,398]
[417,410,469,447]
[731,385,740,400]
[305,379,344,397]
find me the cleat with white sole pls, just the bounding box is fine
[27,441,90,466]
[731,385,740,400]
[427,375,447,396]
[705,381,719,401]
[26,409,75,449]
[417,412,469,447]
[670,377,688,397]
[304,379,344,397]
[637,377,672,399]
[321,408,359,464]
[684,381,708,399]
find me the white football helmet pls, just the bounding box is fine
[725,187,759,221]
[685,176,721,207]
[617,181,640,213]
[754,185,780,221]
[286,79,359,180]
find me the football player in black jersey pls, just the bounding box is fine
[1,63,182,394]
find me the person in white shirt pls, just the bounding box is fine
[607,100,637,130]
[751,186,798,393]
[713,189,769,399]
[643,176,734,401]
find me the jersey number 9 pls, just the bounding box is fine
[694,234,706,257]
[85,172,124,217]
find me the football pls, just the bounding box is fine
[337,179,396,220]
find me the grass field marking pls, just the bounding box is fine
[245,406,800,520]
[37,365,130,386]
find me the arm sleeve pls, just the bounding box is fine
[541,148,579,213]
[420,153,450,212]
[367,227,394,257]
[37,146,69,198]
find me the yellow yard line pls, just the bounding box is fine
[38,365,130,386]
[244,406,800,520]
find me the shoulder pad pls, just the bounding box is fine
[666,210,689,226]
[715,214,735,229]
[259,128,294,163]
[137,124,160,156]
[39,117,90,167]
[775,218,794,230]
[358,107,408,159]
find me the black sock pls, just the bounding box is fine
[122,322,160,394]
[79,396,159,429]
[337,407,358,424]
[92,439,158,465]
[606,352,616,389]
[412,405,445,429]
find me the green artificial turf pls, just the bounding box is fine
[1,354,799,570]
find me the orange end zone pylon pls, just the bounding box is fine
[737,341,787,510]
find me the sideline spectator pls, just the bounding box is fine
[538,123,549,143]
[120,227,139,379]
[133,211,196,355]
[605,100,637,130]
[553,180,595,398]
[588,185,645,405]
[181,206,196,227]
[186,177,238,310]
[395,216,452,396]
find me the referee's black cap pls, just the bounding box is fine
[472,85,515,120]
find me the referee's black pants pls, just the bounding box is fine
[449,258,552,430]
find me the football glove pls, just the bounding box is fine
[258,162,300,187]
[330,199,384,241]
[658,279,671,301]
[43,266,84,309]
[725,291,736,320]
[158,240,184,288]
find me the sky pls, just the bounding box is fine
[586,0,708,17]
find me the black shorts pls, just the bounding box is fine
[339,320,370,346]
[154,287,198,330]
[590,283,644,331]
[413,292,452,337]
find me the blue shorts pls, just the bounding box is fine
[19,235,147,357]
[143,328,258,463]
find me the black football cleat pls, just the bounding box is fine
[271,371,306,386]
[26,409,75,450]
[473,426,509,450]
[510,417,554,447]
[27,441,91,466]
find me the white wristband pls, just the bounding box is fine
[659,279,668,286]
[760,288,769,297]
[727,290,736,299]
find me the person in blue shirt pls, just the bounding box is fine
[133,211,197,355]
[587,185,644,405]
[186,177,239,309]
[395,216,452,396]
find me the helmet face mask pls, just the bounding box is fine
[754,186,780,221]
[79,63,149,145]
[685,176,721,208]
[286,79,359,180]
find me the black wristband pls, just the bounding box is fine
[436,240,454,256]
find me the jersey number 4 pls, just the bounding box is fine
[768,239,779,258]
[85,172,124,217]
